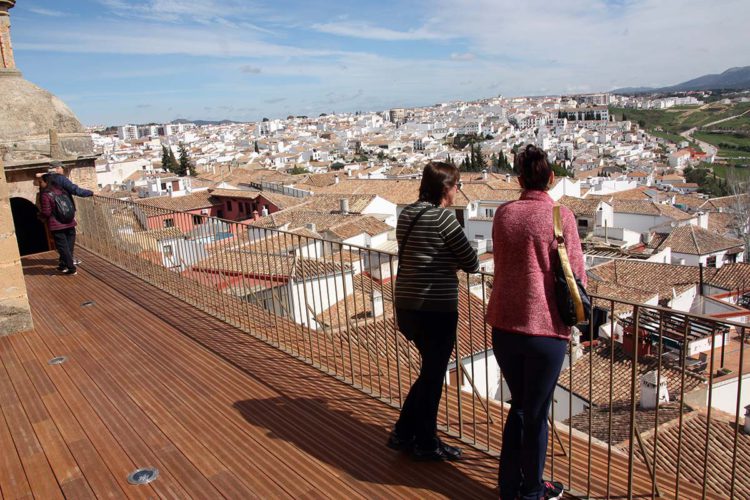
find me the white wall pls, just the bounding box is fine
[287,270,354,329]
[364,196,398,227]
[710,374,750,416]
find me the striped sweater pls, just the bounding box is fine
[395,201,480,311]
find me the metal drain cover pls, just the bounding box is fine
[81,300,96,307]
[127,467,159,485]
[48,356,68,365]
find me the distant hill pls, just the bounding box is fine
[171,118,247,126]
[613,66,750,94]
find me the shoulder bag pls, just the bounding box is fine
[553,204,591,326]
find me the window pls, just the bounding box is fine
[163,218,175,228]
[578,219,589,227]
[226,200,233,211]
[192,214,204,225]
[475,234,484,240]
[163,245,173,258]
[484,208,495,218]
[161,183,167,190]
[217,210,224,218]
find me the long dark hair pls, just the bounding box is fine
[418,161,459,205]
[514,144,552,191]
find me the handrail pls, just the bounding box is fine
[75,195,746,499]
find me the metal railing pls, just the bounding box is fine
[76,195,748,499]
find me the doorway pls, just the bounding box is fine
[10,197,50,256]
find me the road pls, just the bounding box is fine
[680,108,750,159]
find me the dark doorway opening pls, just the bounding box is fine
[10,197,50,256]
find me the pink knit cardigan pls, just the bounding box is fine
[485,190,587,340]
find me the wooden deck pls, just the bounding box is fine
[2,251,504,499]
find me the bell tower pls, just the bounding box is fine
[0,1,18,74]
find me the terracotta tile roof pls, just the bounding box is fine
[559,196,606,218]
[208,188,262,199]
[135,191,219,212]
[558,341,705,407]
[566,402,689,447]
[704,263,750,291]
[304,173,340,187]
[295,179,421,205]
[707,211,742,237]
[640,409,750,498]
[612,200,693,221]
[673,194,708,211]
[699,194,750,212]
[259,192,308,210]
[323,216,392,239]
[192,249,350,281]
[657,225,744,256]
[588,260,713,301]
[296,194,380,214]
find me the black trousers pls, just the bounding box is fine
[394,309,457,448]
[52,227,76,271]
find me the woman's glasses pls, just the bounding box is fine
[456,181,463,190]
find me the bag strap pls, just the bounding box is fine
[554,204,585,323]
[397,205,431,271]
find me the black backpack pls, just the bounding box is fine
[50,192,75,223]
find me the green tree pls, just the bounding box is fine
[178,142,194,176]
[474,142,487,171]
[330,162,345,170]
[254,141,260,153]
[551,162,572,179]
[290,166,308,175]
[161,145,174,173]
[168,149,178,173]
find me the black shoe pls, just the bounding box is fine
[57,264,66,271]
[61,268,77,276]
[543,480,564,500]
[386,430,414,451]
[412,439,462,461]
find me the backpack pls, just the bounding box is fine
[50,192,75,223]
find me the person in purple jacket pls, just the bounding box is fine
[486,145,586,500]
[38,173,79,275]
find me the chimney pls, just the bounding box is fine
[745,405,750,434]
[334,174,339,184]
[641,232,652,245]
[482,169,488,180]
[340,198,349,215]
[371,290,384,317]
[261,207,269,217]
[305,222,316,233]
[505,173,511,182]
[639,371,669,409]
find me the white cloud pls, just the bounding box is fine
[311,21,443,41]
[450,52,475,61]
[15,21,339,58]
[28,7,67,17]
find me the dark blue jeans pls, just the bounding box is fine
[395,309,457,448]
[493,328,567,500]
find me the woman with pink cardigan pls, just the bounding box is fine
[486,145,586,500]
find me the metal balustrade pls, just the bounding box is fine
[75,195,748,499]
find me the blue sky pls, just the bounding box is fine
[10,0,750,126]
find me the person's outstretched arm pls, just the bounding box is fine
[54,174,94,197]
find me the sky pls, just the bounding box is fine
[9,0,750,126]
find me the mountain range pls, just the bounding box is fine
[612,66,750,94]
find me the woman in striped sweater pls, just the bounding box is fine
[387,161,479,461]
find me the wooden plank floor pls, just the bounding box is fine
[3,251,501,499]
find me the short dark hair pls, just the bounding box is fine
[40,173,51,184]
[514,144,552,191]
[419,161,459,205]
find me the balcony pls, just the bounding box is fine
[5,195,748,499]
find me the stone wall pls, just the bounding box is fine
[0,157,33,335]
[4,158,96,204]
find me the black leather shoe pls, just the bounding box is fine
[386,430,415,451]
[412,439,462,461]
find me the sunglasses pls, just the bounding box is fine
[455,181,463,190]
